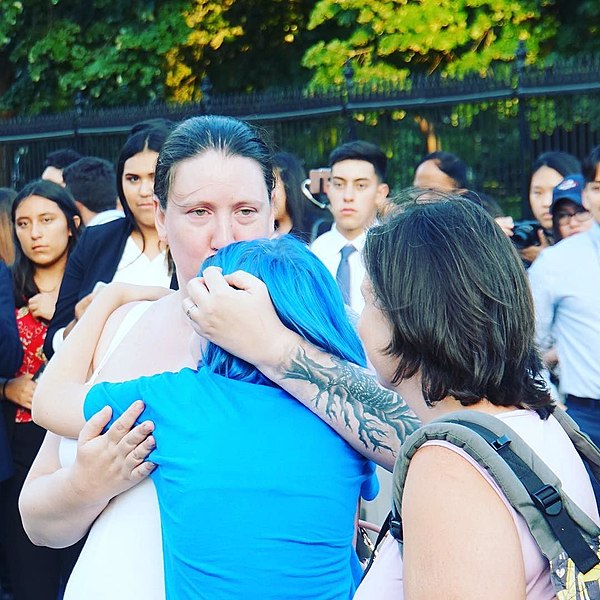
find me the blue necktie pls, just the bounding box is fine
[336,244,356,305]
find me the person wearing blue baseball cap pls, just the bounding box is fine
[529,147,600,504]
[550,173,593,242]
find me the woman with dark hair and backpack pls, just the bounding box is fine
[44,124,176,359]
[0,180,83,600]
[353,193,598,599]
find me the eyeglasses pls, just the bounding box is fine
[555,210,592,226]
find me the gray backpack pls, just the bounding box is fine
[368,409,600,600]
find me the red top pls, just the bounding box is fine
[14,305,47,423]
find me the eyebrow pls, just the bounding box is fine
[332,176,371,183]
[16,212,57,220]
[173,196,266,208]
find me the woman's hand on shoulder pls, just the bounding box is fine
[402,444,526,600]
[68,401,156,507]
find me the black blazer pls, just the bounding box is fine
[44,218,178,359]
[0,262,22,378]
[0,262,20,481]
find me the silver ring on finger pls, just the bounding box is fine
[185,303,198,320]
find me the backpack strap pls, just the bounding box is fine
[551,408,600,482]
[392,410,600,573]
[361,510,403,579]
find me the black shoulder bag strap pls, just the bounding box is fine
[458,420,599,573]
[361,510,403,579]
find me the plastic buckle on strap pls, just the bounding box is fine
[491,434,511,451]
[532,484,563,516]
[389,514,403,541]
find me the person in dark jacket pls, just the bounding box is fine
[44,124,177,359]
[0,261,20,483]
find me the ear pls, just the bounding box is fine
[154,195,168,243]
[376,182,390,212]
[583,186,591,212]
[72,215,81,232]
[266,191,276,236]
[324,180,335,215]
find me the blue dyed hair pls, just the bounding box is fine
[200,235,366,384]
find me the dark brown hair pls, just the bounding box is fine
[11,180,82,307]
[363,192,551,415]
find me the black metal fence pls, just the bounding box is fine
[1,46,599,218]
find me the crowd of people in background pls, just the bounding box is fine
[0,112,599,600]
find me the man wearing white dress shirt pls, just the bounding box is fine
[311,141,389,315]
[529,145,600,501]
[63,157,124,227]
[310,142,390,530]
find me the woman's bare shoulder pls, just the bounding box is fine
[402,443,526,600]
[93,292,193,378]
[93,300,156,371]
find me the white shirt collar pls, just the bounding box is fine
[327,224,367,253]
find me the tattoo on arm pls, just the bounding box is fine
[284,347,420,456]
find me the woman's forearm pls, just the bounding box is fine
[186,269,420,470]
[33,283,170,437]
[19,431,110,548]
[20,408,156,548]
[20,464,110,548]
[32,288,123,436]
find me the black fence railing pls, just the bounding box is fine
[1,48,599,218]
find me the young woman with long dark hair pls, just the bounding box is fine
[44,124,176,358]
[1,180,82,600]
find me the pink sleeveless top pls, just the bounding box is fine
[354,409,599,600]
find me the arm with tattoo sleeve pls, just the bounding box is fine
[186,269,420,470]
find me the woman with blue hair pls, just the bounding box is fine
[82,235,377,600]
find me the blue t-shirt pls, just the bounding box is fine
[84,368,377,600]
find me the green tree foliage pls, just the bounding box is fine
[0,0,596,117]
[0,0,318,115]
[302,0,560,85]
[550,0,600,56]
[0,0,191,114]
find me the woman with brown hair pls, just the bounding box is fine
[1,179,83,600]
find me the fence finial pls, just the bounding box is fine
[342,59,357,141]
[516,40,527,74]
[201,77,213,115]
[75,91,86,118]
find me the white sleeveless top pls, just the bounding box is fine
[111,237,171,288]
[354,409,600,600]
[60,302,165,600]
